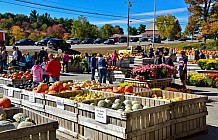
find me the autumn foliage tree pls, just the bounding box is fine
[47,24,65,38]
[10,26,26,41]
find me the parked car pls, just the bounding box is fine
[82,38,94,44]
[130,37,139,42]
[47,38,71,50]
[104,40,115,44]
[178,38,186,41]
[94,38,107,44]
[167,37,174,41]
[119,38,127,43]
[151,38,161,43]
[140,37,148,42]
[35,37,51,46]
[66,38,80,45]
[15,39,35,45]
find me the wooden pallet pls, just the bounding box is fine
[124,78,172,88]
[0,107,58,140]
[77,95,171,140]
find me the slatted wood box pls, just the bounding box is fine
[0,84,3,94]
[0,77,31,87]
[20,89,45,112]
[3,85,22,106]
[124,78,172,88]
[44,90,117,139]
[0,107,58,140]
[77,95,171,140]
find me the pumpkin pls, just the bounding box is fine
[0,97,11,108]
[65,90,72,92]
[106,88,113,92]
[63,83,70,90]
[44,90,49,94]
[72,86,81,91]
[113,86,118,91]
[8,67,14,71]
[124,86,133,93]
[48,90,57,94]
[48,85,58,92]
[101,89,106,92]
[54,81,64,91]
[38,83,48,92]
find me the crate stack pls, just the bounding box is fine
[134,58,154,66]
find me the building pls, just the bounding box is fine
[0,30,7,41]
[141,22,159,38]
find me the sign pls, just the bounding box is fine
[8,89,13,97]
[95,107,107,123]
[29,92,35,103]
[56,98,64,109]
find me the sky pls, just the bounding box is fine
[0,0,189,33]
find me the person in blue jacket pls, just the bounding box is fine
[90,53,97,81]
[98,54,107,83]
[25,52,33,70]
[179,51,188,88]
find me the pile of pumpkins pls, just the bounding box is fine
[101,85,133,94]
[32,81,81,94]
[2,71,32,79]
[107,66,121,71]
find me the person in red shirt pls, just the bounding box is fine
[45,53,61,82]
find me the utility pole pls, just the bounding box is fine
[152,0,156,48]
[127,1,132,47]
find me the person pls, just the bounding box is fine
[45,54,61,82]
[166,53,175,66]
[25,52,33,69]
[179,51,188,88]
[142,49,148,58]
[38,47,47,63]
[12,37,15,45]
[12,46,18,66]
[62,51,69,73]
[58,47,62,55]
[199,50,206,59]
[31,60,44,82]
[98,54,107,83]
[1,47,7,69]
[90,53,97,81]
[111,50,119,66]
[40,57,49,83]
[16,47,22,62]
[194,49,200,61]
[85,53,90,73]
[148,48,154,58]
[154,51,162,64]
[160,52,166,64]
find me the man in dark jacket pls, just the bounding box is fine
[38,47,47,63]
[98,54,107,83]
[166,53,175,66]
[90,53,97,81]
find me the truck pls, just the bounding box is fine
[118,45,144,54]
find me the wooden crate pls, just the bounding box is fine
[77,95,171,140]
[124,78,172,88]
[0,84,3,94]
[0,77,31,87]
[3,85,22,106]
[0,107,58,140]
[92,87,149,94]
[20,89,45,112]
[44,90,117,139]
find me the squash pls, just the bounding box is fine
[72,86,81,91]
[48,85,58,92]
[124,86,133,93]
[0,97,11,108]
[0,108,7,120]
[63,83,70,90]
[38,83,48,92]
[54,81,64,91]
[48,90,57,94]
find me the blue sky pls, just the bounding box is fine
[0,0,189,33]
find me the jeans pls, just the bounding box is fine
[51,76,60,82]
[43,75,50,83]
[98,68,106,83]
[112,60,116,66]
[91,68,95,81]
[62,61,69,73]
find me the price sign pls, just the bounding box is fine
[56,98,64,109]
[8,89,13,97]
[29,92,35,103]
[95,107,107,123]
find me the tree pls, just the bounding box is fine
[47,24,65,38]
[112,25,124,34]
[129,26,138,35]
[10,26,26,41]
[184,0,216,42]
[155,14,182,39]
[29,10,38,23]
[184,16,199,39]
[138,24,146,34]
[100,24,113,38]
[28,31,45,41]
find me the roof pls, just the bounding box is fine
[141,30,159,35]
[145,22,158,31]
[0,30,7,33]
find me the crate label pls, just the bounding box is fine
[95,107,107,123]
[8,89,13,97]
[29,92,35,103]
[56,98,64,109]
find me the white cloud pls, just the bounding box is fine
[131,7,187,16]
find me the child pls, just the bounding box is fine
[31,60,43,82]
[40,57,50,83]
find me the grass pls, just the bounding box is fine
[74,46,127,54]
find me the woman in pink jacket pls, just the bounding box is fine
[31,60,44,82]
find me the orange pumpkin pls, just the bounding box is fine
[63,83,70,90]
[124,86,133,93]
[0,97,11,108]
[106,88,113,92]
[48,90,57,94]
[118,87,125,93]
[44,90,49,94]
[72,86,81,90]
[54,81,64,91]
[101,89,106,92]
[38,83,48,92]
[65,90,73,92]
[49,85,58,92]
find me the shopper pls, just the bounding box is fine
[154,51,162,64]
[25,52,33,69]
[62,51,69,73]
[31,60,43,82]
[1,47,7,68]
[45,54,61,82]
[98,54,106,83]
[111,50,119,66]
[16,47,22,62]
[12,46,18,66]
[199,50,206,59]
[90,53,97,81]
[179,51,188,88]
[166,53,175,66]
[85,53,90,73]
[38,47,47,63]
[194,49,200,61]
[40,57,49,83]
[142,49,148,58]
